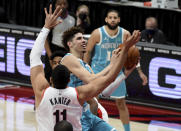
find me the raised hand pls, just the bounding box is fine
[123,30,141,49]
[44,4,62,29]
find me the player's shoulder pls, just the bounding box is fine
[89,28,100,41]
[88,27,101,43]
[121,27,130,34]
[122,28,131,36]
[91,28,100,35]
[61,53,77,64]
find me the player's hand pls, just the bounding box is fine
[44,4,63,29]
[123,30,141,49]
[110,48,121,65]
[138,71,148,86]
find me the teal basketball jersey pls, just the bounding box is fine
[66,53,92,87]
[64,53,94,116]
[91,26,127,98]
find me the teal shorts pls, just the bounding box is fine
[81,109,116,131]
[110,79,127,99]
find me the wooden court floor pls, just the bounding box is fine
[0,84,181,131]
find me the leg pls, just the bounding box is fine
[81,108,115,131]
[81,111,93,131]
[109,74,130,130]
[115,98,130,131]
[92,115,116,131]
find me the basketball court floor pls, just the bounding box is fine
[0,83,181,131]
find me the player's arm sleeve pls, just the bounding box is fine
[101,73,126,97]
[30,27,50,68]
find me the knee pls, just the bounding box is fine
[115,99,127,110]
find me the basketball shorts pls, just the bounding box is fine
[81,110,116,131]
[110,78,127,99]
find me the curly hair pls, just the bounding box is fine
[62,26,84,51]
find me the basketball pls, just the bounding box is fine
[119,44,140,70]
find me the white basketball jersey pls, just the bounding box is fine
[36,87,82,131]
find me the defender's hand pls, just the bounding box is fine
[44,4,63,29]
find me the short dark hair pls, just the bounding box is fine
[52,64,70,89]
[62,26,84,51]
[106,9,120,17]
[54,120,73,131]
[50,50,67,60]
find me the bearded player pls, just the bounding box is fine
[84,9,148,131]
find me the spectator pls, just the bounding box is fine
[140,17,166,44]
[76,4,91,34]
[44,0,75,83]
[54,120,73,131]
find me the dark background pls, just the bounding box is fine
[0,0,181,46]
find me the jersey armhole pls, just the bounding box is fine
[36,87,49,109]
[97,28,102,45]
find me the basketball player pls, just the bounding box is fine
[49,50,99,119]
[84,9,147,131]
[61,27,140,131]
[50,48,135,123]
[50,50,134,123]
[50,50,67,69]
[30,4,141,131]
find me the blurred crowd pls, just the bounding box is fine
[0,0,179,46]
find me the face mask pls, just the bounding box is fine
[146,29,155,35]
[78,13,87,21]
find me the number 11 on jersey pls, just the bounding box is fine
[53,109,67,123]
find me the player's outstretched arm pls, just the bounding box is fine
[30,5,62,106]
